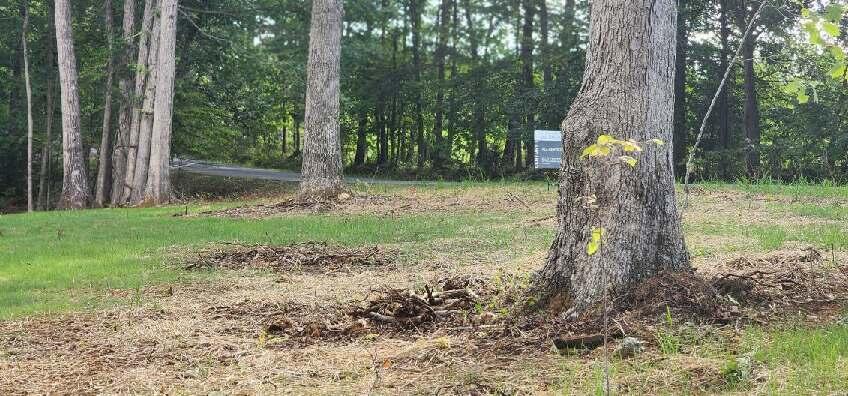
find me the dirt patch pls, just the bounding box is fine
[186,242,396,274]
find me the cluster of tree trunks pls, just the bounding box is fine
[29,0,179,210]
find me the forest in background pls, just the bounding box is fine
[0,0,846,210]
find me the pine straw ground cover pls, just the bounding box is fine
[2,184,848,394]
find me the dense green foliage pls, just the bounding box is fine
[0,1,846,210]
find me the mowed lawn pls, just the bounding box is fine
[1,180,847,393]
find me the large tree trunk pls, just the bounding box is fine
[672,2,688,177]
[143,0,178,205]
[122,0,157,204]
[38,2,57,211]
[128,3,161,205]
[94,0,116,207]
[533,0,689,308]
[354,112,368,166]
[110,0,136,204]
[22,2,34,212]
[55,0,91,209]
[300,0,344,197]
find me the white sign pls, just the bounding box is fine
[534,130,562,169]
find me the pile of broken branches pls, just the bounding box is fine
[355,287,480,328]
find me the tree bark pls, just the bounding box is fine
[431,0,451,168]
[22,2,34,212]
[533,0,689,308]
[462,0,486,166]
[128,3,161,205]
[94,0,116,207]
[672,2,688,177]
[143,0,178,205]
[110,0,136,204]
[55,0,91,209]
[122,0,156,204]
[300,0,344,197]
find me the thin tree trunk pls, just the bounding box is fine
[431,0,451,168]
[717,0,732,179]
[122,0,156,203]
[410,0,425,169]
[22,3,34,212]
[520,0,535,168]
[38,2,57,210]
[143,0,178,205]
[95,0,116,207]
[128,3,161,204]
[463,0,486,166]
[55,0,90,209]
[300,0,344,196]
[533,0,689,308]
[742,31,760,178]
[111,0,136,204]
[672,2,688,177]
[354,112,368,166]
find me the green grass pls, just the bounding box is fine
[743,325,848,393]
[0,204,523,318]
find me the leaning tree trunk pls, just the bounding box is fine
[533,0,689,308]
[94,0,116,207]
[55,0,90,209]
[143,0,178,205]
[300,0,344,197]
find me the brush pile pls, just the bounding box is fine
[187,242,394,274]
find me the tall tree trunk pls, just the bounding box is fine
[55,0,91,209]
[128,4,161,204]
[533,0,689,308]
[111,0,136,204]
[22,2,34,212]
[540,0,552,89]
[410,0,425,169]
[717,0,731,153]
[672,2,688,177]
[520,0,535,168]
[122,0,156,203]
[38,1,57,211]
[144,0,178,205]
[300,0,344,196]
[354,112,368,166]
[95,0,116,207]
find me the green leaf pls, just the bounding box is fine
[649,138,665,146]
[831,63,847,79]
[824,4,845,23]
[797,91,810,104]
[597,134,616,145]
[620,155,638,168]
[822,21,841,38]
[804,21,825,46]
[582,144,611,158]
[801,8,811,18]
[831,46,846,61]
[620,140,642,152]
[587,227,605,256]
[783,79,803,94]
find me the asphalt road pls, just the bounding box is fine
[171,159,422,185]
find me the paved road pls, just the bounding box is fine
[171,159,422,185]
